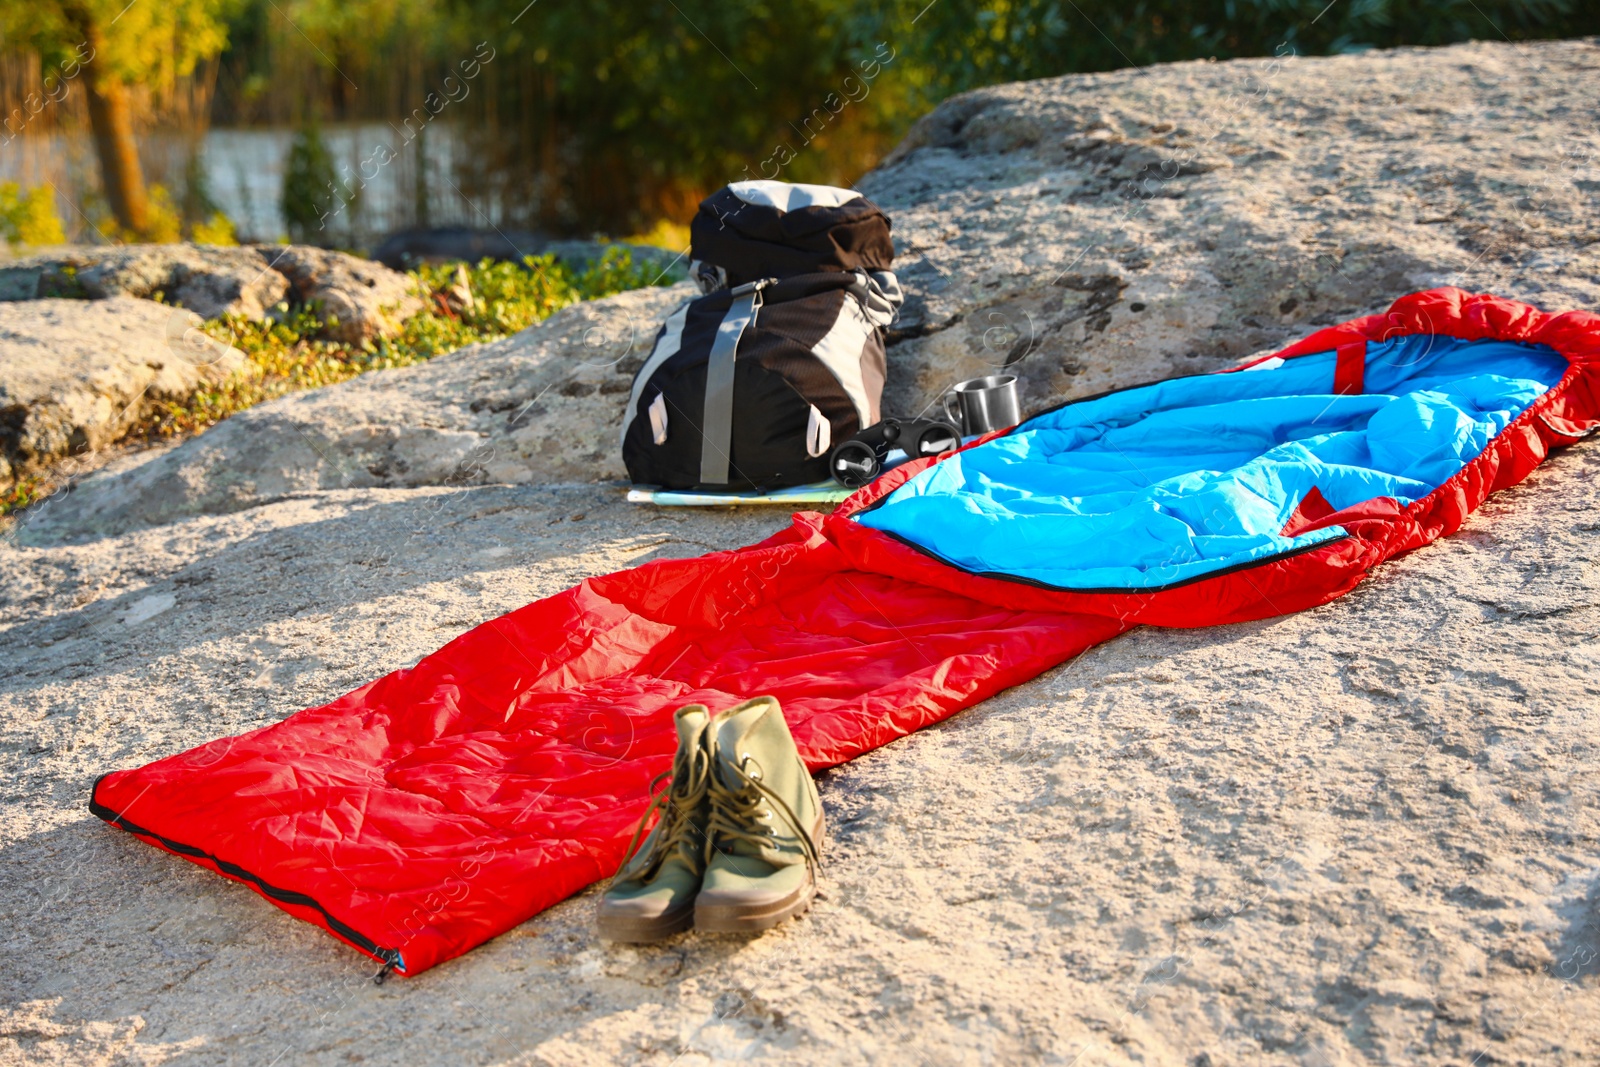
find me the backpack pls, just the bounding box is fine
[621,181,902,491]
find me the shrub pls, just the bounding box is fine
[281,122,345,245]
[190,213,238,245]
[143,185,184,243]
[0,183,66,246]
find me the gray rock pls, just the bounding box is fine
[539,238,686,277]
[0,242,425,342]
[252,245,424,343]
[1,244,291,320]
[0,296,251,486]
[863,39,1600,420]
[371,226,686,277]
[0,264,45,301]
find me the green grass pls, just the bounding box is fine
[0,247,677,519]
[0,476,45,517]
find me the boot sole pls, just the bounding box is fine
[694,877,814,934]
[596,902,695,943]
[694,813,824,935]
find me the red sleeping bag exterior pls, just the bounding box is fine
[91,290,1600,976]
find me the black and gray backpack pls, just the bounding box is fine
[621,181,903,490]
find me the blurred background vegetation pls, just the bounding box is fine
[1,0,1597,248]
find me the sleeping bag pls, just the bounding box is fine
[91,289,1600,976]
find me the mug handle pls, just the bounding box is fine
[941,391,963,432]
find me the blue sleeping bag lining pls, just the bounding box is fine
[855,336,1567,590]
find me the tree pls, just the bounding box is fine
[280,121,344,243]
[448,0,901,234]
[0,0,237,237]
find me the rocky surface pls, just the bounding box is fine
[3,37,1600,1067]
[864,37,1600,418]
[255,244,425,343]
[1,432,1597,1067]
[0,242,422,340]
[11,282,689,542]
[0,297,250,487]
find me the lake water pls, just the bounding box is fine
[1,122,497,245]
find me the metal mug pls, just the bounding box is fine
[941,374,1022,435]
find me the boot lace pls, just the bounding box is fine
[614,741,711,882]
[705,754,820,872]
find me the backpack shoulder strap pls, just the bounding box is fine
[699,279,772,485]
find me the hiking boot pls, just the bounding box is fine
[597,704,713,942]
[696,696,824,934]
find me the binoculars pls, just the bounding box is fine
[829,417,962,489]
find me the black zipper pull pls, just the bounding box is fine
[371,948,403,985]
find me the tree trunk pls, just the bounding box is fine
[80,26,149,237]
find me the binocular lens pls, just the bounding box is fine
[829,417,961,489]
[831,441,882,488]
[915,426,959,455]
